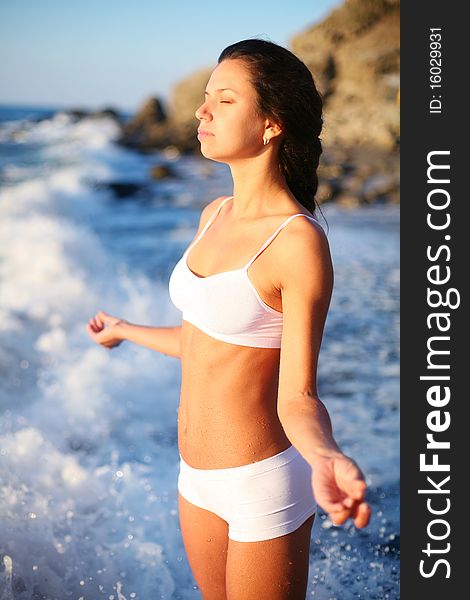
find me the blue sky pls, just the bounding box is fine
[0,0,342,112]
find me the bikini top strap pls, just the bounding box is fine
[243,213,318,270]
[184,195,234,254]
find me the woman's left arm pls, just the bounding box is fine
[276,218,372,529]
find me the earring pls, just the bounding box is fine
[263,137,269,145]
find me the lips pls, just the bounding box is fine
[197,129,214,136]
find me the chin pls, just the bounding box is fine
[199,147,230,164]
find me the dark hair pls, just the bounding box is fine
[218,38,326,224]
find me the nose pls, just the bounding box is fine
[195,100,211,121]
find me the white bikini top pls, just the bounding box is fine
[168,196,319,348]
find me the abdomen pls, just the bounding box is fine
[178,321,290,469]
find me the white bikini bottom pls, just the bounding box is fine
[177,444,317,542]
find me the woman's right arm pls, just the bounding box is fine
[117,320,182,357]
[86,310,182,358]
[86,195,232,358]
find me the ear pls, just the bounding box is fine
[264,119,284,141]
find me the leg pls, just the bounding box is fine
[225,514,315,600]
[178,491,229,600]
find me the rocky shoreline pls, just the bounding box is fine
[5,0,399,208]
[114,0,400,207]
[29,101,398,208]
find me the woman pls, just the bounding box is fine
[87,39,371,600]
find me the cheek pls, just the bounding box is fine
[245,123,263,143]
[231,116,264,147]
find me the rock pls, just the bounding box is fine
[318,162,344,179]
[125,97,166,129]
[121,123,173,152]
[363,172,398,201]
[53,106,122,124]
[56,108,90,121]
[316,180,335,204]
[108,0,400,205]
[92,181,147,199]
[150,164,176,180]
[337,193,363,208]
[341,174,364,196]
[324,176,344,200]
[386,190,400,204]
[118,97,169,149]
[90,107,122,122]
[116,66,215,153]
[107,182,144,198]
[169,65,215,135]
[167,66,215,153]
[291,0,400,151]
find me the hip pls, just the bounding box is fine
[177,443,317,542]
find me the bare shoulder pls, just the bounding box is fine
[277,213,331,264]
[273,213,333,290]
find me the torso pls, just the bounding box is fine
[177,196,314,469]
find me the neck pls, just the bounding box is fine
[227,152,293,220]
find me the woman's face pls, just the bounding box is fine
[195,59,268,162]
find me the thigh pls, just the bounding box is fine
[225,514,315,600]
[178,491,229,600]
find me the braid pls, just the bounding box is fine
[279,135,323,214]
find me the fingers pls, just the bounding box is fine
[353,502,372,528]
[96,310,108,327]
[332,469,367,511]
[330,508,351,526]
[85,321,122,351]
[314,455,371,529]
[351,479,367,501]
[320,499,348,514]
[338,461,367,500]
[86,322,105,341]
[87,310,112,333]
[87,318,99,333]
[329,501,372,528]
[91,310,109,328]
[86,322,97,336]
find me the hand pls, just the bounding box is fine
[86,310,127,349]
[310,452,372,529]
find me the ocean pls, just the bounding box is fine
[0,104,399,599]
